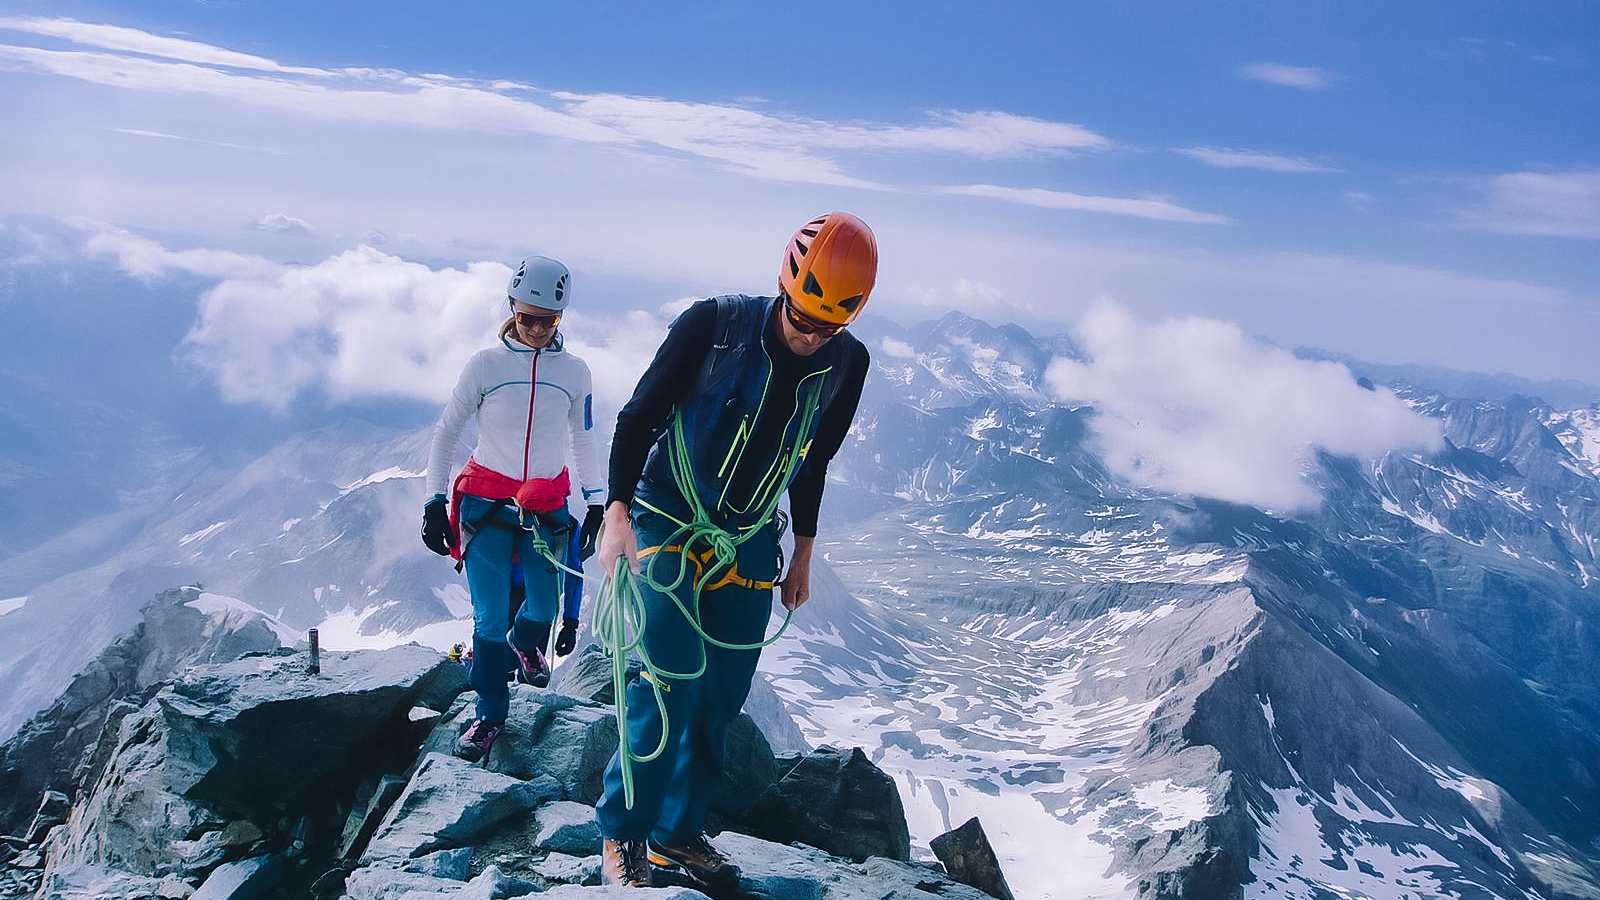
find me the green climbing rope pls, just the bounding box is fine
[591,382,822,809]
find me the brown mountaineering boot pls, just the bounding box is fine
[647,834,740,887]
[601,837,654,887]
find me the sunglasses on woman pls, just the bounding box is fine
[781,294,846,338]
[515,310,561,330]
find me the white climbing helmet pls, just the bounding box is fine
[506,255,571,312]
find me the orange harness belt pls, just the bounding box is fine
[637,544,777,592]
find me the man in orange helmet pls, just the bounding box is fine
[594,213,877,887]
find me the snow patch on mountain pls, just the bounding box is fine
[340,465,426,494]
[178,520,231,546]
[186,592,301,645]
[0,597,26,618]
[311,603,470,652]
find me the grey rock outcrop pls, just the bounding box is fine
[530,802,600,855]
[711,831,991,899]
[361,753,557,864]
[930,818,1015,900]
[343,864,537,900]
[424,686,616,804]
[36,644,464,896]
[740,746,912,862]
[0,588,285,835]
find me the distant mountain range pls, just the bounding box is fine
[2,278,1598,897]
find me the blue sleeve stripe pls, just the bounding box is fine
[584,394,593,430]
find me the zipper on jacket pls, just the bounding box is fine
[523,349,540,481]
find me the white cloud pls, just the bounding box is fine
[174,242,673,414]
[0,16,331,75]
[1045,303,1442,512]
[81,223,282,280]
[1238,62,1335,91]
[941,184,1232,224]
[0,18,1115,191]
[880,337,916,359]
[1174,146,1339,174]
[1457,169,1600,239]
[183,247,508,410]
[255,213,314,235]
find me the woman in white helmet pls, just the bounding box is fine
[421,255,606,762]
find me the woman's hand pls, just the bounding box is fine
[596,501,640,575]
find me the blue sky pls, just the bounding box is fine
[1,0,1597,389]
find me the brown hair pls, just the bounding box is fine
[499,315,518,343]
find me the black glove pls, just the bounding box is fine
[422,496,453,556]
[555,619,579,657]
[579,504,604,561]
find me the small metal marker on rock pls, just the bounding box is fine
[308,628,321,675]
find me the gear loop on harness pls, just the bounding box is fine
[592,380,820,809]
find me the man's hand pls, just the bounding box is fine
[555,619,579,657]
[780,535,815,612]
[421,496,453,557]
[578,504,604,561]
[596,501,640,575]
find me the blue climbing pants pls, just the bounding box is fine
[595,506,779,843]
[460,494,571,723]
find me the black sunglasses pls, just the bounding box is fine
[781,294,846,338]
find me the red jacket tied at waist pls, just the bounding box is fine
[448,458,571,561]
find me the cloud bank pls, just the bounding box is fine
[1045,303,1442,512]
[85,229,673,414]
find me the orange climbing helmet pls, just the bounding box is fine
[777,212,878,329]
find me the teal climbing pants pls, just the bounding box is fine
[594,505,779,842]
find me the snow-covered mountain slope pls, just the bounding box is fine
[2,310,1597,899]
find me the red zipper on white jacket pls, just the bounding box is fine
[523,349,539,481]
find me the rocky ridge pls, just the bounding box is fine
[0,603,1017,900]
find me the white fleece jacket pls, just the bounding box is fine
[426,333,605,504]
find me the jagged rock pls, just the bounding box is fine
[403,848,473,880]
[0,589,285,836]
[343,864,537,899]
[169,818,267,876]
[362,753,558,864]
[929,818,1015,900]
[707,714,779,832]
[424,686,616,804]
[711,832,992,899]
[47,645,464,876]
[12,849,42,870]
[189,854,280,900]
[33,863,167,899]
[538,888,710,899]
[25,791,72,844]
[550,644,638,705]
[531,852,600,886]
[741,746,911,862]
[531,801,600,855]
[338,775,409,861]
[168,832,231,877]
[155,875,194,899]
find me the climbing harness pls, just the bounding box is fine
[592,379,823,809]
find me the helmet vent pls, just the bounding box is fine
[788,253,800,278]
[838,294,863,313]
[808,216,828,226]
[800,228,820,238]
[803,271,824,298]
[794,238,810,257]
[555,274,568,302]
